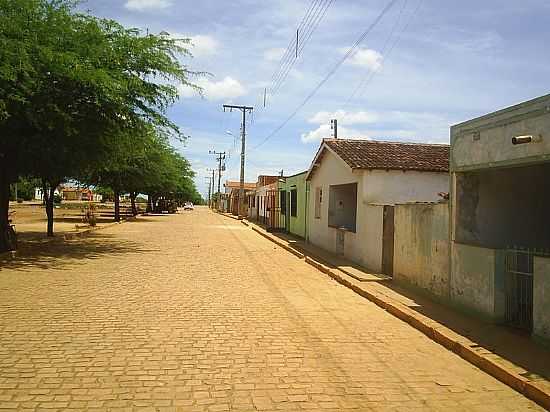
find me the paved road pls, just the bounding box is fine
[0,208,541,411]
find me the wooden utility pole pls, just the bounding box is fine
[223,104,253,218]
[209,150,226,195]
[204,177,212,207]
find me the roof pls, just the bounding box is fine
[224,181,257,191]
[320,139,449,173]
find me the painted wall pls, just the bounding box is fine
[363,169,449,204]
[278,172,308,238]
[451,243,497,318]
[451,94,550,171]
[308,150,447,272]
[394,202,450,299]
[534,256,550,341]
[308,150,372,267]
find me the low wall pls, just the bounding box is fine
[394,202,450,299]
[451,243,497,319]
[534,256,550,341]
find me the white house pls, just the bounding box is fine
[306,138,450,274]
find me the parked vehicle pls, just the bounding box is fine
[183,202,194,211]
[154,199,178,214]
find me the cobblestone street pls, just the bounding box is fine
[0,208,542,411]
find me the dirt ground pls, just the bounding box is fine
[8,201,136,240]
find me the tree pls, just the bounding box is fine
[0,0,200,245]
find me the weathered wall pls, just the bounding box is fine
[394,203,450,298]
[455,163,550,249]
[451,243,497,318]
[534,256,550,341]
[451,94,550,171]
[363,169,449,204]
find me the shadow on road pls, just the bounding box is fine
[0,231,157,272]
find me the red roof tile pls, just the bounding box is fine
[323,139,449,172]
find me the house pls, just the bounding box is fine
[253,175,280,228]
[306,138,450,274]
[277,171,308,238]
[449,94,550,340]
[223,181,256,216]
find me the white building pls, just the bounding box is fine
[306,139,450,274]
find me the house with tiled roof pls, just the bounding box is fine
[305,138,450,274]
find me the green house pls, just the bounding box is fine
[277,171,309,239]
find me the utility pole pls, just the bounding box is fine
[206,168,216,209]
[209,150,226,195]
[204,177,212,207]
[223,104,253,218]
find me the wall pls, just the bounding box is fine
[363,169,449,204]
[451,243,497,318]
[451,94,550,171]
[394,202,450,299]
[308,150,372,267]
[455,163,550,249]
[534,256,550,341]
[284,172,308,238]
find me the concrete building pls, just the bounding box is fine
[223,181,256,216]
[277,171,308,238]
[306,139,449,274]
[450,94,550,340]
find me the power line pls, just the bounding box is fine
[252,0,399,150]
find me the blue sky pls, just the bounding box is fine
[81,0,550,198]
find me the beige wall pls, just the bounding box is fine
[363,169,449,204]
[308,149,450,273]
[451,243,496,318]
[394,203,450,299]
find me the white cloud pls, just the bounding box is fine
[179,76,246,101]
[344,47,383,71]
[308,110,378,125]
[301,109,453,144]
[189,35,219,57]
[124,0,172,11]
[167,33,219,57]
[301,124,367,143]
[263,47,286,61]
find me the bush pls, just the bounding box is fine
[53,194,62,204]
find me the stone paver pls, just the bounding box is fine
[0,207,542,411]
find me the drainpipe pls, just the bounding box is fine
[305,181,310,242]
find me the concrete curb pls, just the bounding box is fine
[247,223,550,410]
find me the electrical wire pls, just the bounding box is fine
[252,0,399,150]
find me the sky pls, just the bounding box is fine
[80,0,550,199]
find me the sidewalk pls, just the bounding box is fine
[240,217,550,410]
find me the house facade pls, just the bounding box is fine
[306,139,449,274]
[450,94,550,340]
[223,181,256,216]
[277,171,308,238]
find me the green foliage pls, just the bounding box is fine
[0,0,203,236]
[9,177,40,201]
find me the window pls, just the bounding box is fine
[290,189,297,217]
[328,183,357,232]
[314,187,322,219]
[280,190,287,215]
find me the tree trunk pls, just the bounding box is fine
[0,165,12,252]
[130,192,137,216]
[146,194,153,213]
[46,186,55,237]
[114,189,120,222]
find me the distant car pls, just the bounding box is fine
[183,202,194,211]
